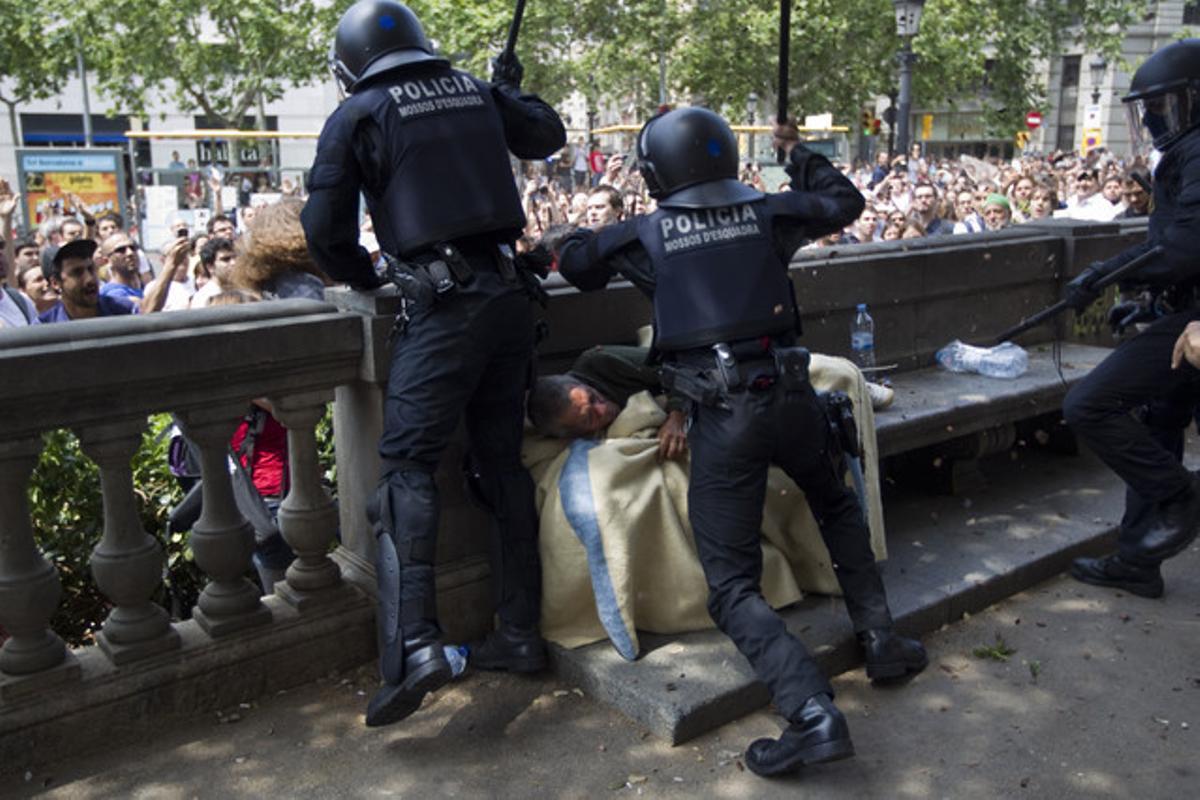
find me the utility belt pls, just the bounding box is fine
[385,237,548,307]
[660,340,860,458]
[659,339,811,409]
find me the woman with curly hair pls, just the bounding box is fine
[232,197,332,301]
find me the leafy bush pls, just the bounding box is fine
[28,415,198,646]
[25,407,337,648]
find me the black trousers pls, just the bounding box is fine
[686,381,892,721]
[1064,311,1200,548]
[376,266,541,644]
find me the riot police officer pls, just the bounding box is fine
[1063,39,1200,598]
[300,0,566,728]
[555,108,927,778]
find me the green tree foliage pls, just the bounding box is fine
[416,0,1149,136]
[55,0,1147,137]
[0,5,76,147]
[76,0,342,128]
[916,0,1151,134]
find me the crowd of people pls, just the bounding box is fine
[513,139,1154,248]
[0,138,1156,333]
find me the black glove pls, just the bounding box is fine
[516,244,553,279]
[1063,265,1103,312]
[491,53,524,89]
[1106,299,1155,334]
[350,269,385,292]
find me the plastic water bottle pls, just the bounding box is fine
[444,644,468,678]
[935,340,1029,379]
[851,303,876,369]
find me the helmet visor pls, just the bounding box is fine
[1125,86,1196,155]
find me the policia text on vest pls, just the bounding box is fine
[661,205,762,254]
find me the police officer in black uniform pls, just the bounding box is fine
[300,0,565,728]
[1063,39,1200,598]
[555,108,927,778]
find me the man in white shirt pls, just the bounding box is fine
[0,241,38,329]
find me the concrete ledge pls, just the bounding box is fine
[0,585,375,769]
[550,444,1127,745]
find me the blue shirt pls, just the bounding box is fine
[38,295,134,324]
[100,282,144,312]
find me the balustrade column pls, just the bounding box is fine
[77,419,180,663]
[176,405,272,636]
[270,392,354,610]
[0,436,79,688]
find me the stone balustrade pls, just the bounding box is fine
[0,220,1148,769]
[0,300,370,758]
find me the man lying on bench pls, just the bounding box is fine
[520,344,889,662]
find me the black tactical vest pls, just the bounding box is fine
[635,200,797,351]
[351,65,527,256]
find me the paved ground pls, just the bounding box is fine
[14,541,1198,799]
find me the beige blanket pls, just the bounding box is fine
[522,355,885,660]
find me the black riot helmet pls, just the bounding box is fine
[330,0,447,94]
[637,107,762,209]
[1123,39,1200,155]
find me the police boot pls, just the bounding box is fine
[859,628,929,682]
[1135,479,1200,562]
[745,693,855,778]
[469,621,547,673]
[1070,554,1164,599]
[365,641,452,728]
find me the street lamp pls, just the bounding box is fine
[1089,57,1107,105]
[892,0,926,158]
[747,92,759,161]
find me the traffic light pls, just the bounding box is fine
[872,118,882,136]
[861,110,872,135]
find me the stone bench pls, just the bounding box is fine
[874,342,1113,493]
[538,222,1144,743]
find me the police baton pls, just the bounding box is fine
[502,0,527,63]
[990,245,1165,346]
[776,0,791,165]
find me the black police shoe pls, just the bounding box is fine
[1070,554,1164,599]
[469,622,547,673]
[365,642,452,728]
[859,628,929,682]
[1135,481,1200,562]
[745,693,855,778]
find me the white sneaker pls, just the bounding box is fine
[866,381,895,410]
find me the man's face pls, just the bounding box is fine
[856,209,878,238]
[559,384,621,437]
[586,195,619,229]
[1102,178,1123,203]
[982,204,1010,230]
[956,191,975,218]
[1074,172,1098,199]
[54,257,100,308]
[913,187,937,215]
[1030,190,1054,218]
[96,218,120,240]
[19,266,54,303]
[212,219,235,239]
[60,219,84,241]
[103,234,139,276]
[1123,182,1150,214]
[211,247,237,282]
[14,245,39,271]
[1013,179,1034,201]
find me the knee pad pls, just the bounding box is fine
[374,470,439,566]
[375,531,404,684]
